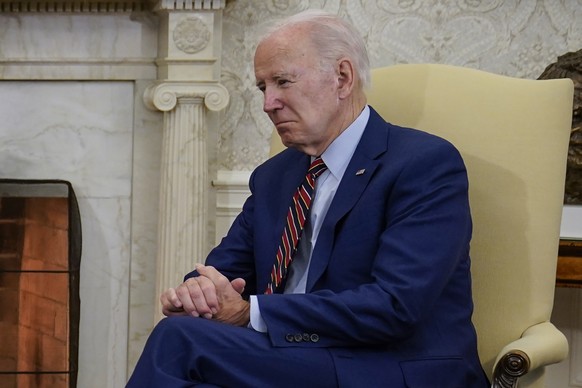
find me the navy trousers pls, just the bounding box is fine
[126,316,338,388]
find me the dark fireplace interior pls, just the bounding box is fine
[0,180,80,388]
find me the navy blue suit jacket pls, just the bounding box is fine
[188,107,488,387]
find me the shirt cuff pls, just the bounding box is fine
[248,295,268,333]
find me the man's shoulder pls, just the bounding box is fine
[366,108,459,158]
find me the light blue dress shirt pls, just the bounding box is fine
[250,106,370,332]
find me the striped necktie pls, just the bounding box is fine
[265,157,328,294]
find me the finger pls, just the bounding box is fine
[162,305,188,316]
[231,278,246,295]
[195,276,220,315]
[195,264,217,279]
[160,288,186,316]
[196,265,230,291]
[161,287,183,309]
[175,280,202,317]
[184,277,216,319]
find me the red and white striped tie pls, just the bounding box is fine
[265,157,328,294]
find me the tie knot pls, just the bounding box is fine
[309,157,328,178]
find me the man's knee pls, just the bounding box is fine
[150,316,226,348]
[147,316,200,349]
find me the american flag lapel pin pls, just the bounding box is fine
[356,169,366,176]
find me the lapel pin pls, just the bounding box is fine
[355,169,366,176]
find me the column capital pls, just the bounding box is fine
[0,0,148,12]
[152,0,225,11]
[143,81,229,112]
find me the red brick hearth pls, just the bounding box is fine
[0,180,80,388]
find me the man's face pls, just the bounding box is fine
[254,26,342,156]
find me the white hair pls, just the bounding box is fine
[257,9,371,90]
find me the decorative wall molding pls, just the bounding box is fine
[0,0,226,13]
[153,94,210,321]
[146,3,228,323]
[144,81,229,112]
[213,170,251,243]
[144,80,229,321]
[0,10,159,81]
[155,0,225,11]
[0,0,149,12]
[173,16,211,54]
[0,58,157,81]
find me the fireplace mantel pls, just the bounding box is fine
[0,0,149,12]
[0,0,224,13]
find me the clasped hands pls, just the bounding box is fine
[160,264,251,327]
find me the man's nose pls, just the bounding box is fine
[263,88,283,112]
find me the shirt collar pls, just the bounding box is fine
[317,105,370,181]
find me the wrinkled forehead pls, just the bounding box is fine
[254,26,318,73]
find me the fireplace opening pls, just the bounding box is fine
[0,180,81,388]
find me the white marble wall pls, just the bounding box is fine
[0,13,158,80]
[126,80,164,376]
[0,81,138,386]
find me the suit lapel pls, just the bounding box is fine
[306,108,389,291]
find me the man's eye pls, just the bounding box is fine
[278,79,290,86]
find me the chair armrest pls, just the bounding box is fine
[491,321,568,388]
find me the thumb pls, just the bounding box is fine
[231,278,246,294]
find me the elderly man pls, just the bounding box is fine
[127,10,488,388]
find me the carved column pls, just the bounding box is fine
[145,0,229,320]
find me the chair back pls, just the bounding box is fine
[366,64,573,383]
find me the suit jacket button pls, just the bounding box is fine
[302,333,311,342]
[310,334,319,343]
[285,334,295,342]
[294,333,303,342]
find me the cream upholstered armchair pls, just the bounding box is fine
[270,64,574,387]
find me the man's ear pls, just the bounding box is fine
[337,58,356,99]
